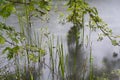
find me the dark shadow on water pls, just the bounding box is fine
[92,52,120,80]
[66,25,86,80]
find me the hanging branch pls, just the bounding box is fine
[88,9,120,46]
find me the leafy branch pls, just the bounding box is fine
[0,22,45,60]
[66,0,120,46]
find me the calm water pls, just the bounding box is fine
[0,0,120,80]
[88,0,120,67]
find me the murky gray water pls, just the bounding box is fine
[0,0,120,80]
[88,0,120,68]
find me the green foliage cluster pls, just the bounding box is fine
[66,0,120,46]
[0,0,51,18]
[66,0,120,80]
[0,0,51,59]
[0,22,46,61]
[67,0,87,25]
[0,0,15,18]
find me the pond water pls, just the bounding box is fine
[88,0,120,67]
[0,0,120,80]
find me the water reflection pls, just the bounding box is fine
[0,0,120,80]
[67,25,87,80]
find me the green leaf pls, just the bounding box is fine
[39,49,45,56]
[29,53,38,62]
[44,5,51,11]
[29,54,34,59]
[0,3,15,18]
[2,47,11,54]
[2,46,19,60]
[59,12,64,18]
[111,40,118,46]
[0,0,5,5]
[27,3,35,12]
[92,7,98,15]
[12,46,20,53]
[0,35,5,44]
[7,51,14,60]
[2,47,14,60]
[12,38,19,43]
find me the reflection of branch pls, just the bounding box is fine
[40,61,59,78]
[35,8,46,15]
[5,39,15,46]
[5,40,59,78]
